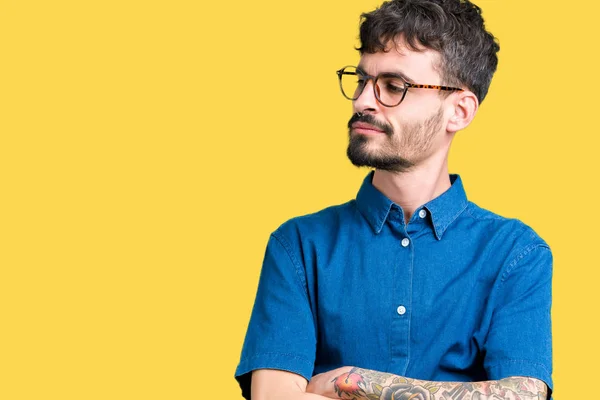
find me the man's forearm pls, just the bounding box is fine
[255,393,333,400]
[251,369,333,400]
[328,368,547,400]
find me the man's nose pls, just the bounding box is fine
[353,79,380,114]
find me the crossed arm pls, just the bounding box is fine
[252,367,548,400]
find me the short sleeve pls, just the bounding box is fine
[234,230,317,399]
[484,244,553,392]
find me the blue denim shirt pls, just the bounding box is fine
[235,172,553,399]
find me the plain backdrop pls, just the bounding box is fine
[0,0,597,398]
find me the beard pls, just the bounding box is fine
[346,108,444,173]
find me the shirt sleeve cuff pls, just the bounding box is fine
[487,359,553,394]
[235,353,315,399]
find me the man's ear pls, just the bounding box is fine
[446,90,479,133]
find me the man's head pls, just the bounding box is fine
[358,0,499,104]
[344,0,499,172]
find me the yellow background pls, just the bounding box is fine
[0,0,596,398]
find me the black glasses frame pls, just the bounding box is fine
[336,65,464,107]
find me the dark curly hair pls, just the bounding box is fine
[358,0,499,103]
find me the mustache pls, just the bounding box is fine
[347,113,393,137]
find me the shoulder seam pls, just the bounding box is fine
[502,244,551,283]
[271,230,310,302]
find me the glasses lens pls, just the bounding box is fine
[377,75,407,107]
[339,67,364,100]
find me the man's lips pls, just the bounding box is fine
[351,122,385,134]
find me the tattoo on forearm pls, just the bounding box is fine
[330,368,548,400]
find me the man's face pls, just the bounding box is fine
[347,41,452,172]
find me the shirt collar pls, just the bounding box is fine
[355,171,469,240]
[355,171,395,235]
[423,174,469,240]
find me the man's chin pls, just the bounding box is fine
[346,144,414,172]
[346,146,384,169]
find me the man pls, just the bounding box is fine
[235,1,552,399]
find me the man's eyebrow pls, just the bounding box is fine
[356,65,415,83]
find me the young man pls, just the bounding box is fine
[235,1,552,399]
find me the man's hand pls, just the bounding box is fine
[307,366,358,399]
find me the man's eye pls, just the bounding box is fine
[386,83,405,93]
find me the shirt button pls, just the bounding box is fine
[397,305,406,315]
[419,209,427,218]
[401,238,410,247]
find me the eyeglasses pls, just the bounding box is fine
[336,65,464,107]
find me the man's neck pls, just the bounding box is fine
[372,161,452,225]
